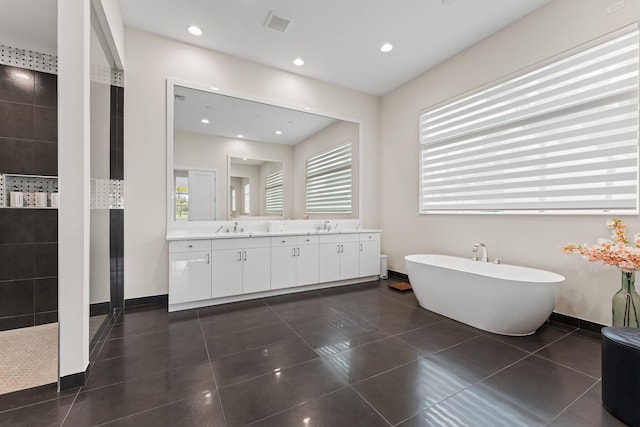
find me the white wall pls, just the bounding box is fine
[124,28,380,299]
[293,120,360,219]
[380,0,640,325]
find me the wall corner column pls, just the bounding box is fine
[57,0,91,389]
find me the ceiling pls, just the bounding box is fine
[0,0,552,96]
[174,86,338,145]
[119,0,553,96]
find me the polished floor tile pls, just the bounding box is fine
[322,337,418,384]
[99,390,227,427]
[397,383,546,427]
[219,358,346,427]
[250,387,390,427]
[397,320,480,355]
[353,357,472,425]
[212,337,318,387]
[3,280,616,427]
[481,354,598,423]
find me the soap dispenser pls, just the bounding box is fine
[35,186,48,207]
[50,184,59,208]
[9,185,24,207]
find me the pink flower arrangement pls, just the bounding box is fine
[562,219,640,272]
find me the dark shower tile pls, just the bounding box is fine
[34,71,57,108]
[0,65,34,103]
[34,277,58,312]
[0,137,35,174]
[251,387,390,427]
[100,391,227,427]
[322,337,418,384]
[218,358,345,427]
[0,279,34,317]
[0,314,33,331]
[34,242,57,277]
[536,331,602,378]
[34,209,58,243]
[33,141,57,176]
[481,355,598,422]
[0,244,34,280]
[0,101,34,139]
[33,106,57,142]
[0,208,34,244]
[35,310,57,325]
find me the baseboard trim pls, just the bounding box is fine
[89,302,111,317]
[388,270,409,280]
[59,370,86,391]
[124,294,168,309]
[550,312,605,334]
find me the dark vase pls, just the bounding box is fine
[612,271,640,327]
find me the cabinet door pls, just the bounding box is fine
[271,245,297,290]
[211,249,243,298]
[169,251,211,304]
[319,243,341,283]
[296,244,319,286]
[359,240,381,277]
[243,247,271,294]
[340,241,361,280]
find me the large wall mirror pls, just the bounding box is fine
[167,81,361,223]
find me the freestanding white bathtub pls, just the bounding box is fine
[405,254,565,336]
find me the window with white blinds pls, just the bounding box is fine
[243,183,250,215]
[420,25,639,214]
[265,170,284,214]
[306,142,352,213]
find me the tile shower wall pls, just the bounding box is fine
[0,64,58,331]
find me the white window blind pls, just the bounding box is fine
[420,25,639,214]
[306,142,352,213]
[265,170,283,214]
[243,183,251,215]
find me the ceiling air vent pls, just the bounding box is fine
[264,11,291,33]
[174,94,185,102]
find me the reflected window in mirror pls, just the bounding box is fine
[175,171,189,221]
[265,170,284,214]
[306,141,352,214]
[243,182,251,215]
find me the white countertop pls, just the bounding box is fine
[166,228,382,241]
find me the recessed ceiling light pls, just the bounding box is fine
[293,58,305,67]
[304,107,311,110]
[201,118,210,124]
[242,157,247,161]
[380,43,393,53]
[237,134,244,138]
[275,130,282,135]
[187,25,203,36]
[210,86,219,91]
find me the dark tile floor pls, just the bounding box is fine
[0,277,628,426]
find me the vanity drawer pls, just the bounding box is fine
[211,237,271,250]
[359,233,381,242]
[318,233,359,244]
[169,240,212,253]
[271,236,296,246]
[296,235,319,245]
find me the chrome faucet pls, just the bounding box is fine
[472,243,488,262]
[233,221,239,232]
[323,220,331,230]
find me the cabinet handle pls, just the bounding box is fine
[243,250,247,261]
[207,253,210,264]
[282,240,286,243]
[336,245,340,253]
[297,248,300,256]
[188,244,193,248]
[292,248,296,257]
[238,251,242,261]
[360,243,363,251]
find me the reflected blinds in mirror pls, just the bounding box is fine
[265,170,284,214]
[306,142,352,213]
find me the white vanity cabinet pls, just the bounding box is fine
[169,240,212,304]
[211,237,271,296]
[271,235,320,290]
[359,233,381,277]
[318,234,361,283]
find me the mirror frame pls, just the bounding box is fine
[166,78,363,227]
